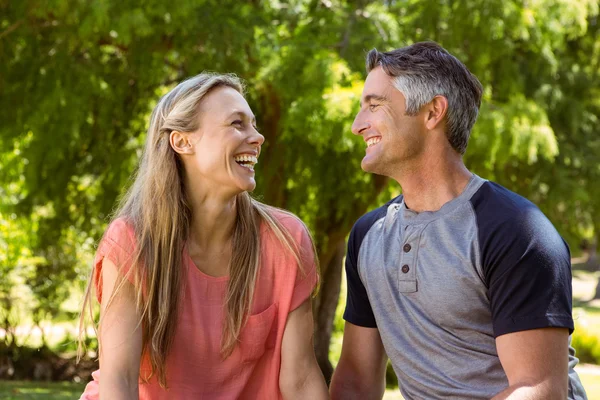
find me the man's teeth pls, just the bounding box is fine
[367,137,381,147]
[234,155,258,166]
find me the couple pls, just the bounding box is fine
[79,42,587,399]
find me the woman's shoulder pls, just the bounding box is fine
[93,217,140,302]
[101,216,137,253]
[261,207,309,238]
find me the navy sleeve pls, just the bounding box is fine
[343,224,377,328]
[472,182,574,338]
[342,199,396,328]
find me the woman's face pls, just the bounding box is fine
[180,86,265,198]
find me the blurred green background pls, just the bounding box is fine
[1,0,600,398]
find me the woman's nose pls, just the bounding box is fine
[248,128,265,146]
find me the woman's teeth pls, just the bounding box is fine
[367,137,381,147]
[234,155,258,170]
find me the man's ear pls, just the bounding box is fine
[424,95,448,131]
[169,131,195,155]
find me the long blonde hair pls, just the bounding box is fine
[78,73,318,388]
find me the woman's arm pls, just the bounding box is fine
[279,299,329,400]
[98,257,143,400]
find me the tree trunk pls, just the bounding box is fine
[313,239,345,383]
[588,240,600,300]
[593,245,600,300]
[254,80,390,381]
[255,83,287,208]
[586,242,599,272]
[311,175,389,382]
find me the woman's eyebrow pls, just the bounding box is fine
[227,110,256,123]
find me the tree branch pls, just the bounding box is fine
[0,20,24,41]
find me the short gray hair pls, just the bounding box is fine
[366,42,483,154]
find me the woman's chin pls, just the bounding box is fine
[228,177,256,195]
[239,179,257,193]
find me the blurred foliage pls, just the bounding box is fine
[572,324,600,364]
[1,0,599,370]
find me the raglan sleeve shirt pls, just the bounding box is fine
[472,187,575,337]
[343,216,378,328]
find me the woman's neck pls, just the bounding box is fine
[188,194,237,251]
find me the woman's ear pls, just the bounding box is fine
[169,131,195,155]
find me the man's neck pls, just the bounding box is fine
[394,152,472,213]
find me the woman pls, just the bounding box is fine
[78,73,329,399]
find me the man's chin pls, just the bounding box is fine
[361,159,381,174]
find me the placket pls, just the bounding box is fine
[397,223,421,293]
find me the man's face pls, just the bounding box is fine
[351,66,426,177]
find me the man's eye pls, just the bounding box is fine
[369,104,380,111]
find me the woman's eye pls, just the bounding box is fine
[231,120,243,126]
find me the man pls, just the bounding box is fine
[329,42,587,399]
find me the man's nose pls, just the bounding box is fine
[351,111,369,136]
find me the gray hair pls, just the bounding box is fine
[366,42,483,154]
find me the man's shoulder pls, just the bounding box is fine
[469,180,546,227]
[348,195,402,256]
[469,180,567,261]
[352,195,402,236]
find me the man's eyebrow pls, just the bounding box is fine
[360,94,389,107]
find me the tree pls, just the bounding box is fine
[1,0,599,380]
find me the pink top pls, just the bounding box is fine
[80,211,318,400]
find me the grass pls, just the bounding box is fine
[572,270,600,398]
[580,369,600,399]
[0,375,598,400]
[0,381,85,400]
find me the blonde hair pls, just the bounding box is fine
[78,72,318,388]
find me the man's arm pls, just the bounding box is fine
[492,328,569,400]
[330,322,388,400]
[98,257,142,400]
[279,299,328,400]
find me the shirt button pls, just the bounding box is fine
[401,265,410,273]
[403,243,411,252]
